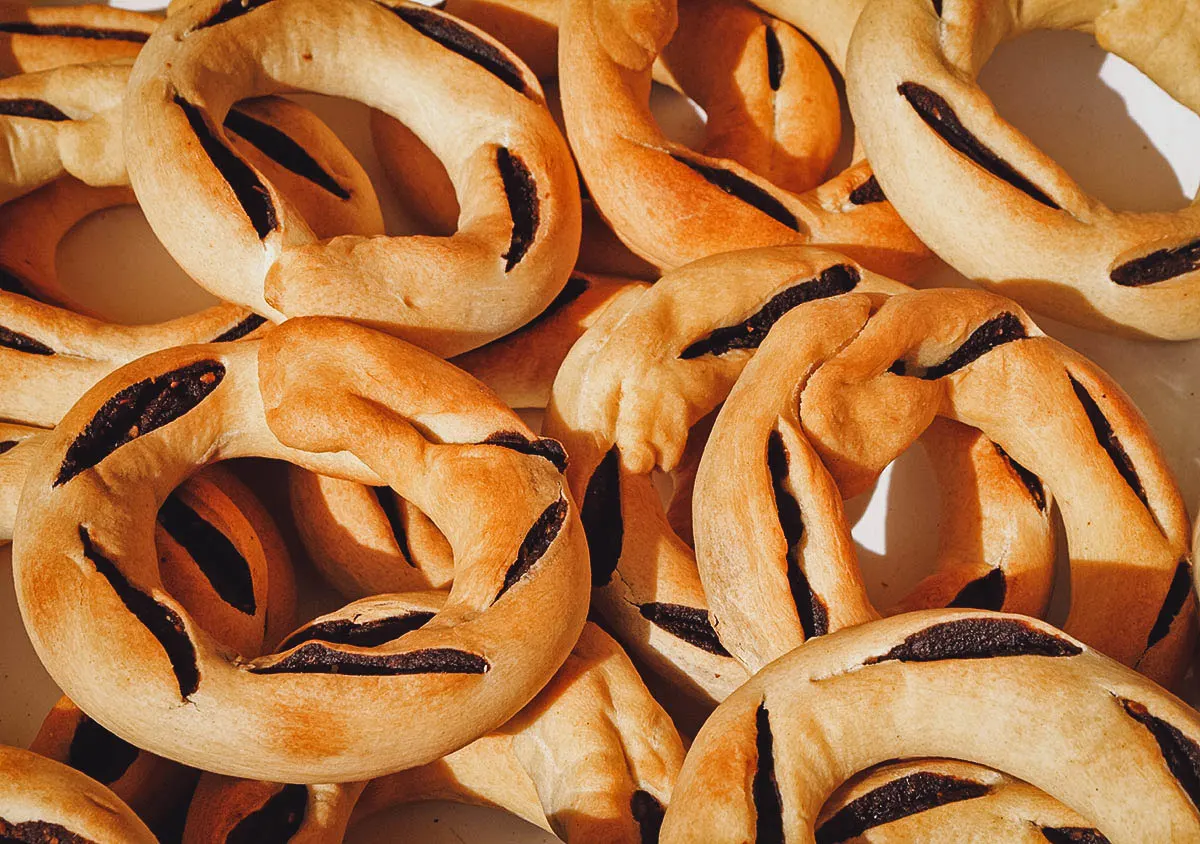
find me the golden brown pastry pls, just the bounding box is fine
[0,86,382,427]
[124,0,581,356]
[691,293,1062,674]
[816,759,1098,843]
[31,464,295,832]
[544,246,1033,704]
[380,0,840,195]
[182,622,683,844]
[289,274,647,599]
[547,247,1057,706]
[0,745,156,843]
[661,610,1200,842]
[372,0,841,281]
[0,2,157,76]
[558,0,929,279]
[794,288,1194,687]
[13,317,589,783]
[847,0,1200,339]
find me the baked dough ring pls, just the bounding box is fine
[0,3,156,76]
[794,288,1194,687]
[31,463,296,834]
[290,274,646,599]
[0,745,155,843]
[13,317,590,782]
[546,246,1051,703]
[692,294,1061,675]
[382,0,840,195]
[0,84,382,427]
[816,759,1095,843]
[182,621,684,844]
[847,0,1200,339]
[660,610,1200,842]
[558,0,929,279]
[372,0,838,280]
[0,60,382,225]
[125,0,581,356]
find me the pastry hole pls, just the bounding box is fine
[977,30,1200,212]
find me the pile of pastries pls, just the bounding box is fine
[1,0,1198,841]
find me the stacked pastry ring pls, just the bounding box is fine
[544,246,1064,703]
[13,318,590,782]
[1,0,1198,838]
[0,83,381,427]
[661,610,1200,841]
[124,0,581,356]
[290,271,646,599]
[30,463,296,833]
[558,0,930,278]
[693,285,1195,686]
[182,622,684,843]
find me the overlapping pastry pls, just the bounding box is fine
[696,286,1194,687]
[558,0,929,278]
[125,0,581,356]
[0,744,156,843]
[661,610,1200,842]
[13,318,589,782]
[0,0,1196,839]
[183,622,683,844]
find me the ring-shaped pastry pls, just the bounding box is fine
[0,90,381,427]
[660,610,1200,842]
[182,621,683,844]
[125,0,581,356]
[544,246,1052,703]
[793,287,1195,686]
[847,0,1200,339]
[558,0,929,279]
[31,463,296,832]
[13,317,589,782]
[695,293,1061,674]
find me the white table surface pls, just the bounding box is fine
[3,3,1199,840]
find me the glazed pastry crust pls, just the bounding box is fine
[13,318,589,782]
[183,622,683,844]
[125,0,581,356]
[661,610,1200,842]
